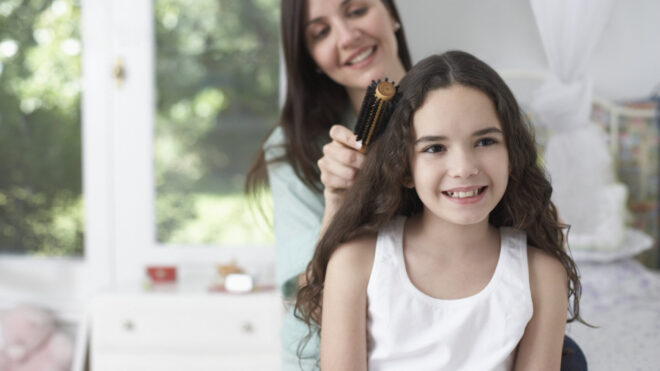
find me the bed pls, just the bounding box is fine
[567,231,660,370]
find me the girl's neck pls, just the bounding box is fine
[407,213,498,258]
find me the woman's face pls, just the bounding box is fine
[304,0,405,93]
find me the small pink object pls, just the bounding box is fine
[0,305,74,371]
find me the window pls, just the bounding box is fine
[0,0,96,316]
[154,0,278,245]
[0,0,280,295]
[0,0,83,257]
[109,0,279,283]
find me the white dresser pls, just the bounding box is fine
[90,287,282,371]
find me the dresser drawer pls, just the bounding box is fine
[91,291,282,353]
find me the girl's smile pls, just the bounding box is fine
[442,185,488,204]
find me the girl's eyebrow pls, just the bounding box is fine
[414,127,503,145]
[473,127,504,136]
[305,0,352,27]
[415,135,447,145]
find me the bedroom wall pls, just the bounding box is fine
[398,0,660,101]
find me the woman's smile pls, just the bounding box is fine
[344,45,377,67]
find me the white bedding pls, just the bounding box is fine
[566,247,660,370]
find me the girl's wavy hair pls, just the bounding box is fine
[295,50,583,347]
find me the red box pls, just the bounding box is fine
[146,266,177,283]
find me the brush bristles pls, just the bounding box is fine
[354,80,378,144]
[353,78,398,152]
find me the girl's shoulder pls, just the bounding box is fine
[526,246,569,298]
[527,247,567,279]
[326,233,378,287]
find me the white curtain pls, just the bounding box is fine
[529,0,625,249]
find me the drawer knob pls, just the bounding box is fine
[241,322,254,333]
[123,320,135,332]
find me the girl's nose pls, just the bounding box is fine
[448,149,479,178]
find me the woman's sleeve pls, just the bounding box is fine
[265,129,324,298]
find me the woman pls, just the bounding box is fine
[245,1,585,370]
[247,1,409,367]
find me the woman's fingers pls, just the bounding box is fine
[322,140,364,171]
[318,125,366,190]
[318,157,355,189]
[329,125,362,151]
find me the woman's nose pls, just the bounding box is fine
[335,20,361,49]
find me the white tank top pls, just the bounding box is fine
[367,216,533,371]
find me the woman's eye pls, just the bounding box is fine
[423,144,446,153]
[311,27,329,41]
[348,7,368,17]
[476,137,497,147]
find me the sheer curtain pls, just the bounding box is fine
[529,0,626,250]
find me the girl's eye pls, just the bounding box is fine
[347,6,368,17]
[476,137,498,147]
[423,144,446,153]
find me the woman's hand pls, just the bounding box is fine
[318,124,365,232]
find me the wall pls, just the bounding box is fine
[398,0,660,101]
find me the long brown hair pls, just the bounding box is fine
[296,51,583,341]
[245,0,413,199]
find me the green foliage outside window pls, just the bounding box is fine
[0,0,83,256]
[0,0,279,255]
[154,0,278,244]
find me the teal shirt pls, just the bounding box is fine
[265,110,355,368]
[265,126,324,364]
[265,126,325,298]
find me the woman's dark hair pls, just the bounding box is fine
[295,51,583,344]
[245,0,413,199]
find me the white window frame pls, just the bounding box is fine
[0,0,134,313]
[0,0,278,312]
[108,0,275,285]
[0,0,110,317]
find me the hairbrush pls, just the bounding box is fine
[353,78,399,153]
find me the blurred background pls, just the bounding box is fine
[0,0,659,370]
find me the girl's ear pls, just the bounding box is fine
[403,176,414,189]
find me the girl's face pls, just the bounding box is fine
[304,0,405,93]
[409,84,510,228]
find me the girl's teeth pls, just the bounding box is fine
[349,47,374,64]
[448,189,480,198]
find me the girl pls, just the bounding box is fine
[295,51,583,370]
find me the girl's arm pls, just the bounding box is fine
[514,247,569,371]
[320,234,376,371]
